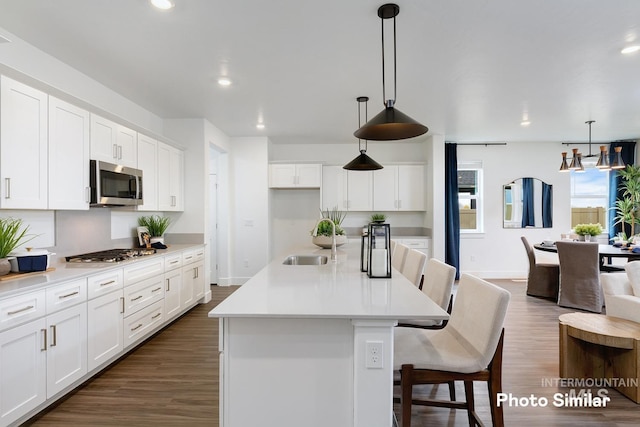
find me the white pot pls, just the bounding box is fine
[150,236,165,244]
[312,235,347,249]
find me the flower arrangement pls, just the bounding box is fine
[574,223,603,237]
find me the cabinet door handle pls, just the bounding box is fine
[193,267,197,279]
[131,323,143,332]
[58,291,79,299]
[120,297,125,314]
[118,145,123,160]
[50,324,57,347]
[85,186,90,203]
[100,280,116,287]
[169,260,179,265]
[166,278,170,292]
[152,312,161,320]
[112,144,118,159]
[7,305,34,315]
[131,295,143,301]
[152,287,162,293]
[41,328,47,351]
[4,178,10,199]
[398,200,402,209]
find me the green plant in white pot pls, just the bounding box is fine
[0,218,35,276]
[311,207,348,249]
[574,223,603,242]
[138,215,171,244]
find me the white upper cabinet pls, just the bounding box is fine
[48,97,90,210]
[0,76,48,209]
[137,134,158,211]
[90,114,137,168]
[321,166,373,211]
[373,165,425,211]
[158,142,184,211]
[269,164,321,188]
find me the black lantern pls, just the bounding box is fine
[361,232,369,272]
[367,223,391,278]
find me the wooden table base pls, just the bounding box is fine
[559,313,640,403]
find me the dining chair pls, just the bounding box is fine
[392,243,409,272]
[520,236,560,299]
[400,249,428,288]
[394,274,511,427]
[556,240,603,313]
[398,258,456,329]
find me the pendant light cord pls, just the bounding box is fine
[380,13,397,106]
[358,97,369,152]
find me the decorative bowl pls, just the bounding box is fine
[312,235,348,249]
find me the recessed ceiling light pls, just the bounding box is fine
[217,77,232,87]
[256,123,265,130]
[520,120,531,127]
[150,0,175,10]
[621,45,640,54]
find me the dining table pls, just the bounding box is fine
[534,242,640,271]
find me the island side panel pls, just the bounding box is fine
[221,316,354,427]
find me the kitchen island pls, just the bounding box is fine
[208,242,448,427]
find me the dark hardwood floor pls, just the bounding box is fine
[27,281,639,426]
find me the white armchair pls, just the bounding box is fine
[600,273,640,324]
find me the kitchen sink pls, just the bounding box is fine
[282,255,328,265]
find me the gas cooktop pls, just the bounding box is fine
[65,248,156,263]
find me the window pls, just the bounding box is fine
[570,168,609,230]
[458,161,483,233]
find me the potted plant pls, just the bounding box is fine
[612,165,640,241]
[0,218,35,276]
[370,213,386,223]
[574,223,603,242]
[138,215,171,244]
[311,207,348,248]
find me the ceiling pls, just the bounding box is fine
[0,0,639,145]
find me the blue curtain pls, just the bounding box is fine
[445,143,460,279]
[608,141,636,239]
[521,177,535,227]
[542,183,553,228]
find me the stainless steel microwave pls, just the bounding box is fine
[89,160,143,206]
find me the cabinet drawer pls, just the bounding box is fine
[182,249,196,265]
[164,253,183,271]
[124,275,164,316]
[87,269,123,300]
[193,246,205,262]
[123,300,164,349]
[46,278,87,314]
[123,257,165,287]
[0,290,46,331]
[401,238,430,249]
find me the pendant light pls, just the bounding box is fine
[353,3,428,141]
[559,120,619,172]
[344,97,383,171]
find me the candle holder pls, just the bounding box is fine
[367,223,391,278]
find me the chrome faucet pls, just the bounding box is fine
[313,218,338,262]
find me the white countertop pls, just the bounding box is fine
[208,242,448,321]
[0,244,199,299]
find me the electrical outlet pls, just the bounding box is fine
[244,259,249,268]
[366,340,383,369]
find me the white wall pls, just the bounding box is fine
[230,137,269,283]
[457,142,571,278]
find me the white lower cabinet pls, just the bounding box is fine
[0,318,46,426]
[182,246,205,309]
[0,288,87,427]
[163,253,183,321]
[87,289,124,372]
[45,304,87,397]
